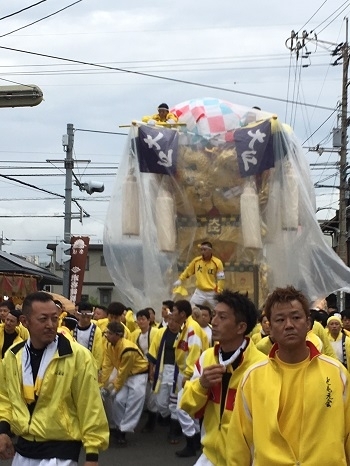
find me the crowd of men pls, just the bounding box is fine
[0,284,349,465]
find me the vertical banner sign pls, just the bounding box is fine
[68,236,90,304]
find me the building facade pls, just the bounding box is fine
[46,243,119,306]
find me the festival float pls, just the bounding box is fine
[103,98,350,311]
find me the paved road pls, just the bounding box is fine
[2,413,200,466]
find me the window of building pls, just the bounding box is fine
[100,255,106,266]
[99,289,112,306]
[80,294,89,303]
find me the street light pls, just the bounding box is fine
[0,84,43,107]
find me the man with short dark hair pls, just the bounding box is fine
[0,291,109,466]
[158,300,174,329]
[0,300,15,323]
[93,305,107,321]
[130,309,158,433]
[172,299,209,457]
[0,309,23,360]
[173,241,225,308]
[180,290,265,465]
[142,103,178,124]
[341,309,350,333]
[227,285,350,466]
[107,302,131,339]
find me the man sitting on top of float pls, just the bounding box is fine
[142,103,178,125]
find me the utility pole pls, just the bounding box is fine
[58,124,105,298]
[286,22,350,311]
[62,123,74,298]
[338,18,349,267]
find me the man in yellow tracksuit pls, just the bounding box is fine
[0,291,109,466]
[173,241,225,309]
[180,290,266,466]
[142,102,178,125]
[100,321,149,446]
[227,285,350,466]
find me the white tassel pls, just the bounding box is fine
[265,178,282,243]
[240,181,262,249]
[156,186,176,252]
[282,164,299,229]
[122,172,140,236]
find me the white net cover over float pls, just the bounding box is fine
[103,97,350,312]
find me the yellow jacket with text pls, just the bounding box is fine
[179,255,225,293]
[226,342,350,466]
[180,339,266,466]
[0,334,109,456]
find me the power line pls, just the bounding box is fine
[0,1,83,39]
[0,44,337,111]
[0,174,64,198]
[296,0,329,34]
[74,128,127,136]
[302,108,338,144]
[311,0,350,33]
[0,173,115,177]
[0,0,48,20]
[0,174,91,216]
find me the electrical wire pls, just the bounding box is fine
[311,0,350,33]
[296,0,329,34]
[0,174,90,216]
[0,44,337,111]
[302,109,338,144]
[0,0,49,20]
[74,128,127,136]
[315,3,350,35]
[0,1,83,39]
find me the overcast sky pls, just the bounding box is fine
[0,0,347,261]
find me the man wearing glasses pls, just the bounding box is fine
[74,302,104,371]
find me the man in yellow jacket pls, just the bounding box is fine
[173,241,225,309]
[0,309,24,360]
[227,285,350,466]
[142,102,178,125]
[100,321,148,446]
[180,290,266,465]
[0,291,109,466]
